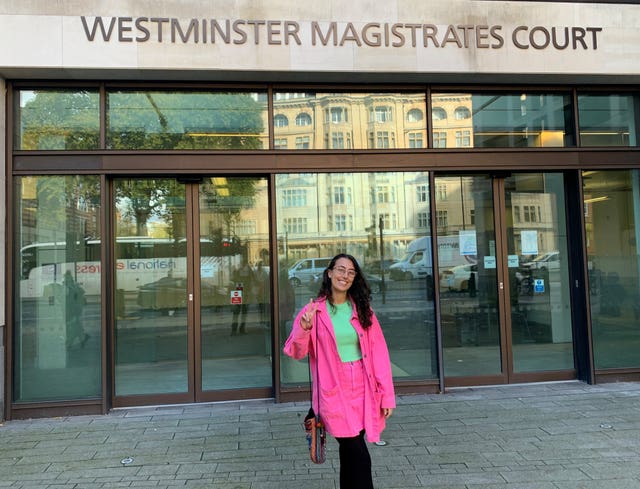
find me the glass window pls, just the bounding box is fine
[107,90,268,150]
[282,189,307,207]
[408,132,424,148]
[15,89,100,150]
[295,136,310,149]
[417,185,428,203]
[277,172,437,387]
[432,107,447,121]
[328,107,348,123]
[372,106,392,123]
[578,93,639,146]
[14,176,102,402]
[407,108,424,122]
[295,113,312,126]
[432,92,575,148]
[584,170,640,369]
[274,138,288,149]
[331,132,345,149]
[274,114,289,127]
[273,92,426,150]
[433,131,447,148]
[454,107,471,120]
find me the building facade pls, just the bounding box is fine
[2,0,640,420]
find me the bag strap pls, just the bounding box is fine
[307,303,320,416]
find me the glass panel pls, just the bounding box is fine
[15,89,100,150]
[578,94,639,147]
[276,172,437,387]
[431,92,574,148]
[107,91,268,150]
[114,179,188,396]
[505,173,574,372]
[273,92,427,149]
[584,170,640,369]
[13,176,101,402]
[199,177,272,390]
[436,175,501,377]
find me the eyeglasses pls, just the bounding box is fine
[332,266,357,279]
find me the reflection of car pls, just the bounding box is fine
[439,264,477,292]
[137,276,226,312]
[288,257,333,287]
[307,272,386,294]
[522,251,560,271]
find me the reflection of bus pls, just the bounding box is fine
[19,237,243,298]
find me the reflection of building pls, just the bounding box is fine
[277,172,558,262]
[431,94,473,148]
[270,93,427,150]
[277,172,432,262]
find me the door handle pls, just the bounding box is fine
[189,293,193,301]
[499,282,504,290]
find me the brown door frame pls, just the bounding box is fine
[492,174,514,381]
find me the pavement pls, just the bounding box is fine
[2,381,640,489]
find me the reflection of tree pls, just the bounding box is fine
[201,178,258,247]
[20,91,100,150]
[115,180,179,237]
[109,92,265,150]
[28,176,101,277]
[19,90,265,150]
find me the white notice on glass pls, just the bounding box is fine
[521,230,539,255]
[459,230,477,256]
[201,264,215,278]
[484,256,497,269]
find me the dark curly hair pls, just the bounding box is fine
[317,253,373,328]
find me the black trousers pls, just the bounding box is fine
[336,430,373,489]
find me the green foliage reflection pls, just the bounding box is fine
[107,91,267,150]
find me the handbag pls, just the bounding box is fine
[303,304,326,464]
[304,407,326,464]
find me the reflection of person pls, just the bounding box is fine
[278,265,296,335]
[255,260,270,323]
[284,254,395,489]
[231,261,255,335]
[64,271,88,348]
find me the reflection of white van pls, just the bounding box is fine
[389,237,432,280]
[389,235,470,280]
[288,257,333,286]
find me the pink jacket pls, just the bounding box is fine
[283,298,396,442]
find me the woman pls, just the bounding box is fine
[284,254,395,489]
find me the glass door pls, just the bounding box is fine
[197,177,272,400]
[113,178,192,403]
[112,177,272,406]
[504,173,575,379]
[436,173,575,385]
[436,175,502,382]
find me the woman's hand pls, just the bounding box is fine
[382,408,394,419]
[300,299,318,331]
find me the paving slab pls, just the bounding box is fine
[2,381,640,488]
